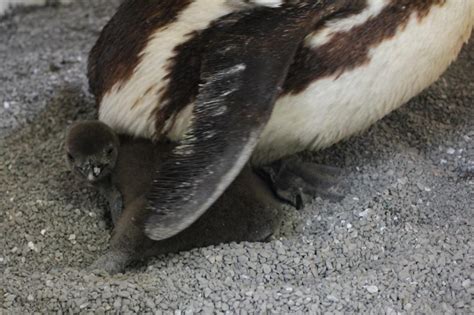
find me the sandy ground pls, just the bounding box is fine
[1,1,473,313]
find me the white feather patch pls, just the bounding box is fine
[227,0,282,9]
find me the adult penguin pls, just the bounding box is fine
[87,0,473,240]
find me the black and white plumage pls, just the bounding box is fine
[88,0,473,240]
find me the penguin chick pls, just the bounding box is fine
[84,128,285,274]
[65,121,123,222]
[66,121,119,183]
[65,121,284,274]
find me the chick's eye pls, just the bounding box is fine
[106,147,114,155]
[67,152,74,161]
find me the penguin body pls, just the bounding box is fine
[92,0,473,164]
[88,0,474,240]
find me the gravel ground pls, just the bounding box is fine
[1,1,473,313]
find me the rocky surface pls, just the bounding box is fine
[1,1,473,313]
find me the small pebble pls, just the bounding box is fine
[27,241,37,252]
[366,285,379,294]
[358,209,371,217]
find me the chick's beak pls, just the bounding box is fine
[93,166,101,176]
[86,166,101,181]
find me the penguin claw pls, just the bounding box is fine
[258,157,345,209]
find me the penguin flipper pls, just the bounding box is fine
[145,2,348,241]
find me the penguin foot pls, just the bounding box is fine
[258,157,345,209]
[88,250,131,275]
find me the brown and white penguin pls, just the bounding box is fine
[87,0,473,241]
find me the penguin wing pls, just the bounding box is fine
[145,2,349,241]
